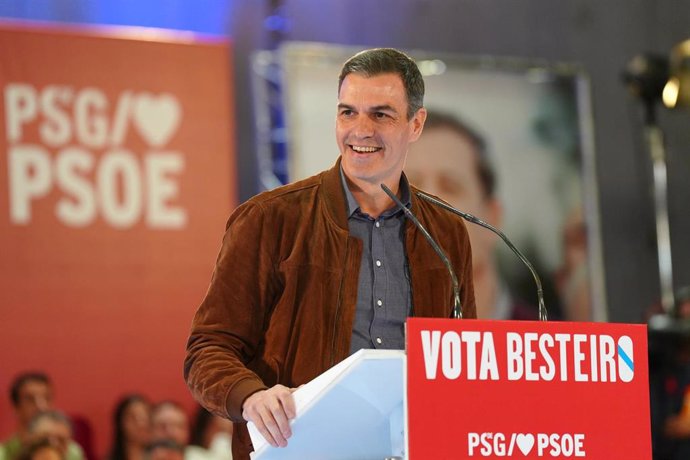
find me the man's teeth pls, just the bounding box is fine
[351,146,380,153]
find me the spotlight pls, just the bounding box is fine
[663,39,690,109]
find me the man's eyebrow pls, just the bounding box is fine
[369,104,397,113]
[336,103,399,113]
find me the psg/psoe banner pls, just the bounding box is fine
[0,21,235,453]
[406,318,651,459]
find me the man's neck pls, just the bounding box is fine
[345,176,401,219]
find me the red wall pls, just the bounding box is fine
[0,22,236,457]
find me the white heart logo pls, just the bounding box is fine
[516,433,535,456]
[132,93,181,147]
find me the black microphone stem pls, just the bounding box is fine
[416,191,548,322]
[380,184,463,319]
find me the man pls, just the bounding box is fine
[2,373,84,460]
[3,372,84,460]
[185,48,475,459]
[146,440,184,460]
[3,373,53,455]
[151,402,189,448]
[404,111,537,320]
[26,411,83,460]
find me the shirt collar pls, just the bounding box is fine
[339,165,412,218]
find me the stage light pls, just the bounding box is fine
[663,39,690,109]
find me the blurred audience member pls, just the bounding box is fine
[2,373,53,459]
[146,440,184,460]
[107,395,151,460]
[151,402,189,448]
[27,412,83,460]
[15,438,63,460]
[187,407,232,460]
[405,110,537,320]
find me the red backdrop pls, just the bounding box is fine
[0,21,236,457]
[407,318,651,459]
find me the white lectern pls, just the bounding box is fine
[249,349,405,460]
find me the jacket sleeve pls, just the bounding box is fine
[184,201,280,422]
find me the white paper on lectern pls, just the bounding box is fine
[248,349,405,459]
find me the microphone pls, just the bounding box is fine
[415,190,548,321]
[380,183,463,319]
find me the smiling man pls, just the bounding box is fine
[184,48,476,460]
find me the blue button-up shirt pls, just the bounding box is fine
[340,168,412,354]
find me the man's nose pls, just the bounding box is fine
[353,115,375,138]
[35,396,50,411]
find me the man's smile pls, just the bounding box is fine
[349,144,382,153]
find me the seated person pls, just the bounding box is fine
[16,438,63,460]
[107,394,152,460]
[2,373,82,460]
[27,411,83,460]
[146,440,184,460]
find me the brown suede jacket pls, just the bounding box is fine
[184,159,476,458]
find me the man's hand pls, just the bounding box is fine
[242,384,297,448]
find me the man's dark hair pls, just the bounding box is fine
[423,110,496,198]
[338,48,425,120]
[10,372,51,407]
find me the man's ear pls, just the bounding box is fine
[409,107,427,141]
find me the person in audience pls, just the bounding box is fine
[15,438,63,460]
[26,411,83,460]
[107,395,151,460]
[145,440,184,460]
[2,373,85,460]
[151,402,188,448]
[405,110,537,320]
[2,372,53,459]
[2,373,91,460]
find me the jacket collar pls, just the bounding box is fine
[321,156,420,231]
[321,157,351,231]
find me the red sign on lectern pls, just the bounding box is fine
[406,318,651,459]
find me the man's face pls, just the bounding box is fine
[15,381,53,427]
[405,125,501,271]
[151,405,189,446]
[30,418,72,456]
[336,72,425,188]
[123,400,151,446]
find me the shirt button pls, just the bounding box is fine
[375,221,381,228]
[376,337,382,344]
[376,260,382,267]
[377,299,383,307]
